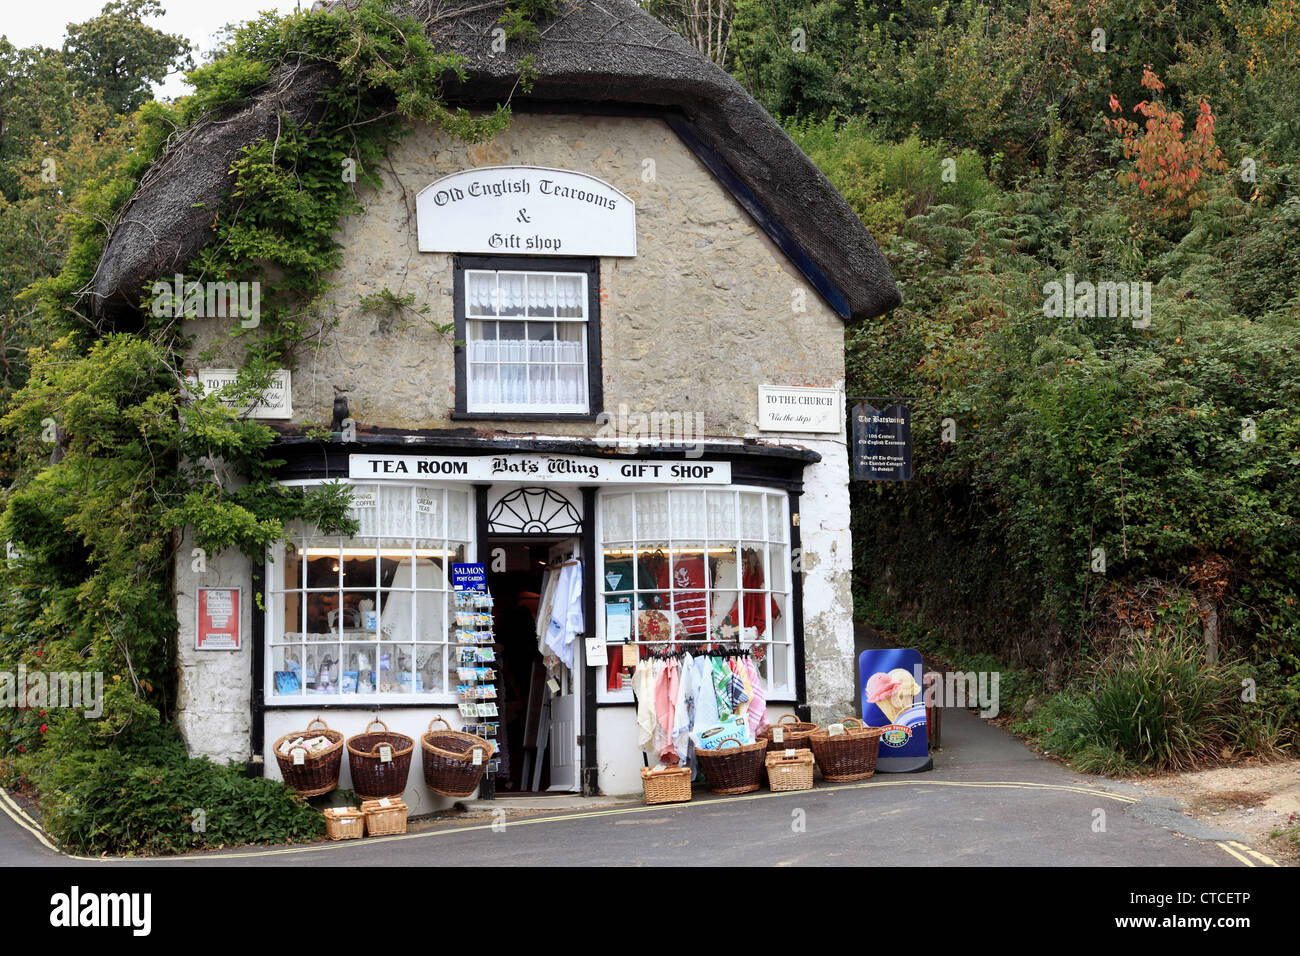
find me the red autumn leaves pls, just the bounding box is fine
[1106,67,1227,219]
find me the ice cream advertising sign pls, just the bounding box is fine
[859,648,933,772]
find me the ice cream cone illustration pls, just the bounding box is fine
[866,668,922,723]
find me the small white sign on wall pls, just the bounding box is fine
[757,385,843,433]
[416,166,636,257]
[197,369,292,420]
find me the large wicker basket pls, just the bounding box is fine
[809,718,883,782]
[421,717,495,797]
[765,747,815,792]
[273,717,344,797]
[641,766,692,804]
[758,713,818,752]
[695,737,769,795]
[346,718,415,799]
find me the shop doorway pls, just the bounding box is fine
[486,536,583,793]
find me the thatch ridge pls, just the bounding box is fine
[90,0,900,323]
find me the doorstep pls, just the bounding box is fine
[454,794,637,813]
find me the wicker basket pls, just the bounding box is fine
[346,718,415,800]
[640,766,692,804]
[323,806,364,841]
[695,737,769,795]
[360,798,408,836]
[765,747,816,792]
[273,717,344,797]
[759,713,818,752]
[421,718,495,797]
[809,718,883,782]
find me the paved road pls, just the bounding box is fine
[1,707,1270,867]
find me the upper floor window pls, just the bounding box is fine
[454,257,601,418]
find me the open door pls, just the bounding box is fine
[541,538,582,792]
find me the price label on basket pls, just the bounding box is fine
[785,748,796,758]
[828,723,845,737]
[772,727,785,744]
[378,797,391,808]
[379,744,392,763]
[472,747,483,766]
[292,747,306,766]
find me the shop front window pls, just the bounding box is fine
[598,486,793,700]
[266,483,472,702]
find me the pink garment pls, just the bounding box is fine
[655,661,680,763]
[744,657,768,737]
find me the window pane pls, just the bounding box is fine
[707,491,737,540]
[528,364,556,405]
[556,274,584,318]
[602,493,634,542]
[527,273,555,317]
[499,273,525,316]
[468,362,499,407]
[671,490,706,539]
[668,546,708,637]
[636,492,669,540]
[467,271,497,316]
[740,493,765,538]
[767,495,786,542]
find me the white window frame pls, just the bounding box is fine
[263,479,475,706]
[594,484,795,704]
[462,267,591,415]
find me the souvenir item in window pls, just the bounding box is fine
[637,608,677,643]
[317,655,335,692]
[274,671,301,695]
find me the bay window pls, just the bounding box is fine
[266,482,472,703]
[597,486,793,701]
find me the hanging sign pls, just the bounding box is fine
[196,587,241,651]
[757,385,842,433]
[451,564,487,592]
[852,403,913,481]
[859,648,932,773]
[195,369,292,419]
[416,166,636,257]
[350,454,730,484]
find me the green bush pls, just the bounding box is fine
[14,725,323,854]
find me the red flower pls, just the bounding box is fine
[34,650,42,657]
[39,709,45,716]
[1164,525,1171,530]
[16,745,25,753]
[39,725,48,734]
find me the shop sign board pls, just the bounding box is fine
[196,587,241,651]
[859,648,932,772]
[851,402,913,481]
[416,166,636,257]
[196,369,292,419]
[757,385,842,433]
[349,454,731,485]
[451,564,487,592]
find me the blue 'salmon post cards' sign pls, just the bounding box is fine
[451,564,487,592]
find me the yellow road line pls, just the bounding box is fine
[1215,841,1255,867]
[1227,840,1280,868]
[0,787,69,857]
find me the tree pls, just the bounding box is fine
[62,0,193,115]
[640,0,737,67]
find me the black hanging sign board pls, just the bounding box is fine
[852,403,914,481]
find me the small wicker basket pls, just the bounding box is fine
[695,737,769,795]
[360,798,408,836]
[346,718,415,800]
[640,766,692,804]
[765,747,815,792]
[809,718,883,782]
[323,806,364,841]
[273,717,344,797]
[758,713,818,752]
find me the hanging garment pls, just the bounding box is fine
[743,657,768,738]
[672,654,694,768]
[631,660,657,758]
[727,658,751,720]
[710,657,733,717]
[544,562,584,670]
[655,555,709,636]
[654,661,679,763]
[691,654,720,731]
[721,560,782,637]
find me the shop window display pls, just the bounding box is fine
[266,483,472,702]
[599,487,792,699]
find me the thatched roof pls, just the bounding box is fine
[90,0,900,323]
